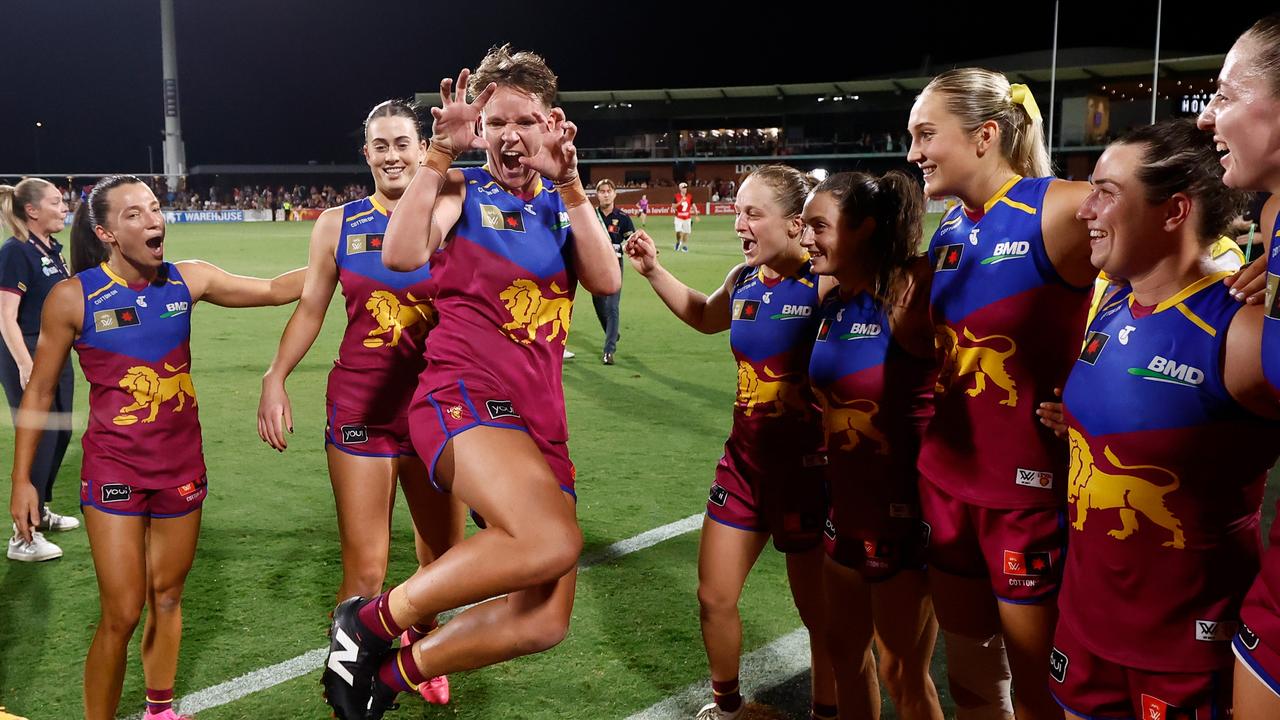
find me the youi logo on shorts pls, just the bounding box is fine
[1128,355,1205,388]
[340,425,368,445]
[101,483,132,504]
[1048,648,1068,683]
[485,399,519,420]
[980,240,1030,265]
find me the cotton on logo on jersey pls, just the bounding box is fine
[980,240,1030,265]
[1128,356,1205,387]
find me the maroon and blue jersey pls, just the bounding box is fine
[75,262,205,489]
[420,166,575,442]
[921,175,1091,508]
[809,289,934,489]
[726,263,823,458]
[1060,274,1280,672]
[1265,213,1279,395]
[1242,214,1280,659]
[328,197,434,410]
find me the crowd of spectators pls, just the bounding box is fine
[143,177,370,212]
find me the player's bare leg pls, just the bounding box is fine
[328,448,397,599]
[140,511,202,701]
[1234,658,1280,720]
[871,569,943,720]
[399,456,464,571]
[382,426,581,627]
[930,569,1014,720]
[83,508,148,720]
[996,599,1058,720]
[823,558,878,719]
[697,517,769,714]
[784,546,837,713]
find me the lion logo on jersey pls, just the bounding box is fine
[499,279,573,345]
[364,291,435,348]
[935,325,1018,407]
[820,390,890,454]
[736,362,811,418]
[1067,427,1184,549]
[113,363,197,425]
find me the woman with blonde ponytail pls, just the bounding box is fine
[905,68,1095,720]
[0,178,77,562]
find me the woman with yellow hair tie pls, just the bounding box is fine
[905,69,1097,720]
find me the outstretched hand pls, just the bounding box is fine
[624,230,660,277]
[1035,387,1067,439]
[518,108,579,184]
[430,68,497,157]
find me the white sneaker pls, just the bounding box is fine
[42,507,80,532]
[563,349,576,359]
[695,702,742,720]
[7,529,63,562]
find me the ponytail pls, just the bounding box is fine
[921,68,1052,178]
[0,178,56,240]
[813,170,924,304]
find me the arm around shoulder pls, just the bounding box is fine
[1043,179,1097,289]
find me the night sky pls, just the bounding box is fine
[3,1,1270,174]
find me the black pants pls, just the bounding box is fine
[0,333,74,505]
[592,287,621,356]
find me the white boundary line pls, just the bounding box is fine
[625,628,811,719]
[124,513,703,719]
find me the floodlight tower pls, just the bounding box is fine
[161,0,187,186]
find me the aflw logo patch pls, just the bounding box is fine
[346,234,384,254]
[1015,468,1054,489]
[480,205,526,233]
[93,307,141,331]
[1194,619,1237,642]
[933,243,964,271]
[732,299,760,321]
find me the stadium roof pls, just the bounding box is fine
[417,51,1225,106]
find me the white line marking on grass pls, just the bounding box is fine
[625,628,810,720]
[125,513,703,719]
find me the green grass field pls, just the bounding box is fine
[1,215,1277,720]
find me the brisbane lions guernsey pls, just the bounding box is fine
[1060,275,1279,672]
[808,289,935,484]
[75,262,205,489]
[727,263,823,456]
[422,166,575,442]
[330,196,434,403]
[1265,213,1280,395]
[921,175,1091,508]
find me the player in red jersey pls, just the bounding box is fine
[320,47,619,720]
[8,175,303,720]
[1196,14,1280,717]
[674,181,699,251]
[906,69,1096,720]
[801,171,943,720]
[628,165,836,720]
[257,100,462,704]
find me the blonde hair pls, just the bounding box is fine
[0,178,55,240]
[921,68,1051,178]
[469,44,558,106]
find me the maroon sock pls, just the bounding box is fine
[403,618,438,645]
[711,678,742,713]
[377,645,429,693]
[145,688,174,715]
[356,593,405,642]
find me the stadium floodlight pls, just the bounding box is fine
[812,168,829,182]
[35,121,42,128]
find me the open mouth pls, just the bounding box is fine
[499,150,523,172]
[1088,228,1109,245]
[1214,139,1231,166]
[920,165,936,179]
[740,237,756,254]
[145,234,164,255]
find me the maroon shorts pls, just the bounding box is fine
[825,476,927,581]
[1051,618,1232,719]
[408,377,575,496]
[80,475,207,518]
[325,398,415,457]
[707,439,826,553]
[1235,622,1280,701]
[918,477,1065,603]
